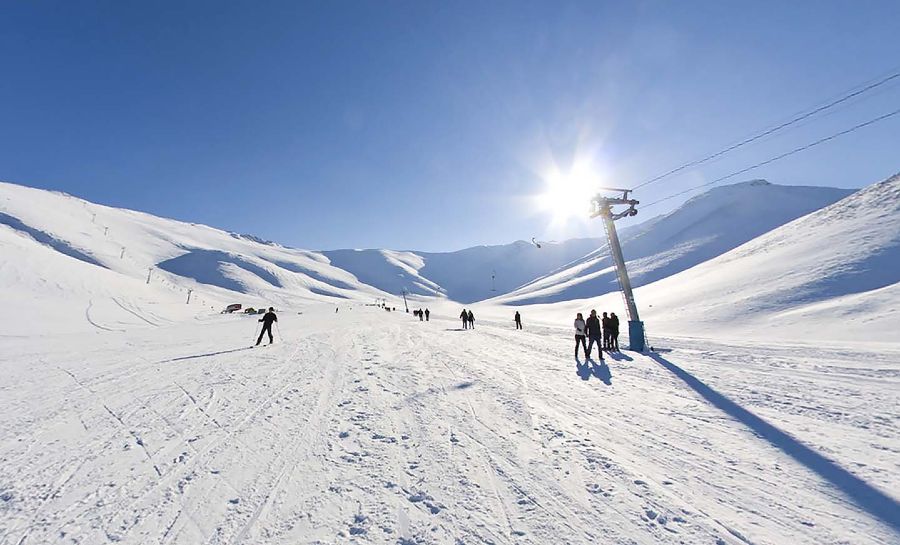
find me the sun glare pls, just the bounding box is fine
[538,160,602,222]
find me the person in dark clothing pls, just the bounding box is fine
[257,307,278,345]
[514,311,522,330]
[601,312,611,350]
[467,309,475,329]
[460,309,468,329]
[424,308,430,321]
[574,313,587,358]
[418,308,424,321]
[610,312,620,351]
[585,309,604,361]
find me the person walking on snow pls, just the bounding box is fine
[256,307,278,346]
[610,312,620,351]
[460,309,469,329]
[574,313,588,358]
[418,308,424,321]
[585,309,604,361]
[424,308,430,321]
[514,311,522,330]
[467,309,475,330]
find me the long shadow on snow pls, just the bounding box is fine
[608,351,633,362]
[576,358,612,385]
[161,346,254,363]
[649,353,900,534]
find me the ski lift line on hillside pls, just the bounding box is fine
[640,106,900,210]
[631,69,900,191]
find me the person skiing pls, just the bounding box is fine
[585,309,604,361]
[256,307,278,346]
[601,312,611,350]
[610,312,620,351]
[574,312,587,358]
[418,308,424,321]
[424,308,430,321]
[514,311,522,330]
[467,309,475,330]
[460,309,468,329]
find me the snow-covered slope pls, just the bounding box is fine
[636,173,900,341]
[492,173,899,344]
[324,239,606,303]
[495,180,854,305]
[0,182,389,334]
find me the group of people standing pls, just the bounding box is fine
[459,309,476,329]
[413,308,430,321]
[573,310,620,360]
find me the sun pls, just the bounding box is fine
[537,160,602,222]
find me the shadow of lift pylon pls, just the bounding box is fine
[590,188,646,352]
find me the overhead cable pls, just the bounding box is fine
[641,107,900,209]
[632,70,900,190]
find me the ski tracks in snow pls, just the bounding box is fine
[1,309,898,544]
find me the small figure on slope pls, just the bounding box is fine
[256,307,278,346]
[601,312,612,351]
[514,311,522,330]
[585,309,604,361]
[574,313,587,359]
[460,309,469,330]
[467,309,475,330]
[610,312,620,351]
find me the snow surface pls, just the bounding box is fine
[1,176,899,544]
[1,305,898,544]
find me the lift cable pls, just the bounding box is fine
[631,70,900,191]
[641,106,900,210]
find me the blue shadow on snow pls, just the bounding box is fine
[649,353,900,534]
[160,346,254,363]
[0,212,105,268]
[157,249,282,293]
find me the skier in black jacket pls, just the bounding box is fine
[256,307,278,346]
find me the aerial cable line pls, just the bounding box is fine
[641,106,900,210]
[632,70,900,191]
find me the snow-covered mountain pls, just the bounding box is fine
[634,173,900,341]
[493,180,854,305]
[0,177,861,335]
[322,238,605,303]
[0,181,393,334]
[497,173,899,344]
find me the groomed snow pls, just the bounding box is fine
[1,305,897,544]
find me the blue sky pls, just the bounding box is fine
[2,1,898,251]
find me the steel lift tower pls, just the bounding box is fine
[590,188,645,352]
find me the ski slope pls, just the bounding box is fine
[2,175,899,544]
[494,181,854,305]
[1,305,897,544]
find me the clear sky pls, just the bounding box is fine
[2,1,899,251]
